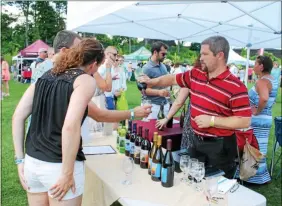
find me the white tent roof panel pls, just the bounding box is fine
[67,1,281,48]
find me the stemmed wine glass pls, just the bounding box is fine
[187,158,198,186]
[142,99,152,122]
[121,157,134,185]
[204,177,219,206]
[193,162,205,191]
[179,155,190,182]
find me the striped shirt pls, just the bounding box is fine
[176,68,251,137]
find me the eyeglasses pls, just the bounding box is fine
[160,52,167,57]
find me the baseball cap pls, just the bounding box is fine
[38,48,48,53]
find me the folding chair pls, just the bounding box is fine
[270,116,282,178]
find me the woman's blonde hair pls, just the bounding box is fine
[52,38,104,74]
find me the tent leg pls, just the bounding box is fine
[244,47,250,87]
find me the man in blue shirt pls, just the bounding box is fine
[143,41,170,119]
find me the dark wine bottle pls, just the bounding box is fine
[157,103,165,131]
[140,129,151,169]
[166,102,173,128]
[161,139,174,188]
[134,126,143,164]
[180,104,186,128]
[151,135,163,182]
[148,132,158,175]
[130,123,137,159]
[125,120,132,156]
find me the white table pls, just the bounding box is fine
[82,134,266,206]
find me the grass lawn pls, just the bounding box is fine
[1,80,281,206]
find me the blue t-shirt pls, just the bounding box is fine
[143,60,168,105]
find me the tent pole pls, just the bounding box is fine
[244,24,253,87]
[245,47,250,87]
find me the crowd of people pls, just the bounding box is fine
[8,29,282,205]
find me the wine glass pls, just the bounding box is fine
[194,162,205,192]
[179,155,190,182]
[121,157,134,185]
[142,99,151,122]
[187,158,198,186]
[204,177,219,206]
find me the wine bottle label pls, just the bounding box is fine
[125,139,130,151]
[140,150,148,163]
[130,142,135,155]
[148,158,152,169]
[134,146,141,159]
[119,138,125,153]
[151,163,161,178]
[161,167,174,183]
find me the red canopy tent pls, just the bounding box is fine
[19,40,50,57]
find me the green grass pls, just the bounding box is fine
[2,81,281,206]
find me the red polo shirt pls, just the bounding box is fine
[176,68,252,137]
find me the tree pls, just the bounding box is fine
[1,13,17,54]
[7,1,32,47]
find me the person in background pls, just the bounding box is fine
[139,36,252,178]
[30,48,48,83]
[142,41,170,119]
[85,46,116,133]
[1,56,11,97]
[271,61,281,92]
[239,67,245,83]
[163,59,172,73]
[248,67,253,83]
[127,62,133,81]
[230,63,239,77]
[12,38,151,206]
[246,55,278,184]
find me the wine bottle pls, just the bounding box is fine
[157,103,165,131]
[134,126,143,164]
[180,104,186,128]
[125,120,132,156]
[151,135,163,182]
[140,129,151,169]
[130,123,137,159]
[119,128,126,154]
[166,102,173,128]
[148,132,158,175]
[161,139,174,188]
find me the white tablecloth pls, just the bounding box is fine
[82,134,266,206]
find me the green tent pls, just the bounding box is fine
[124,46,151,61]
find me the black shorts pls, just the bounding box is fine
[248,75,252,80]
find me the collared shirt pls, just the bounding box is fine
[31,59,53,84]
[143,59,168,105]
[176,68,252,137]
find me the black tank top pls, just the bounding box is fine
[25,69,88,162]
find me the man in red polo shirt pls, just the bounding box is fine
[139,36,252,178]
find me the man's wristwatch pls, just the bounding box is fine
[14,156,25,165]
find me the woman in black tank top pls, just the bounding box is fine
[12,38,105,205]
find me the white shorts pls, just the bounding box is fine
[24,154,85,200]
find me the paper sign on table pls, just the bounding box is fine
[217,177,237,194]
[83,145,116,155]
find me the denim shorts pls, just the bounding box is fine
[105,97,115,110]
[24,154,85,200]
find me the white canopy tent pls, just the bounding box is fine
[228,49,255,66]
[67,1,281,85]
